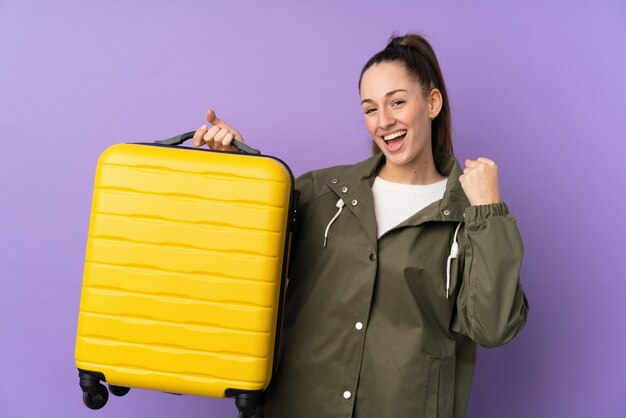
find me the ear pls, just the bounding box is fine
[427,88,443,119]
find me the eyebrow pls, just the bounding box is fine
[360,89,408,105]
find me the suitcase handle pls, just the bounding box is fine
[154,131,261,155]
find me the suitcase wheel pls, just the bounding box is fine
[235,393,264,418]
[108,384,131,397]
[238,413,262,418]
[82,383,109,410]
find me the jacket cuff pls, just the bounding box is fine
[464,202,511,226]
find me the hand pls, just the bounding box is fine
[459,157,501,206]
[192,109,244,152]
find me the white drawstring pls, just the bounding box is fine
[323,198,345,248]
[446,222,463,299]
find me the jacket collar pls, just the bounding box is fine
[435,152,471,223]
[324,152,469,245]
[324,154,382,248]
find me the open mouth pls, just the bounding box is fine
[381,130,407,151]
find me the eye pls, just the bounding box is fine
[363,108,377,115]
[392,100,405,107]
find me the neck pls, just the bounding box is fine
[378,153,443,185]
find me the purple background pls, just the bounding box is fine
[1,0,625,417]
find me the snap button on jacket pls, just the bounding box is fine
[264,153,529,418]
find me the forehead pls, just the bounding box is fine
[360,61,418,98]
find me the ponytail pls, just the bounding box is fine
[359,33,453,158]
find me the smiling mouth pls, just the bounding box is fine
[382,130,407,142]
[381,130,407,152]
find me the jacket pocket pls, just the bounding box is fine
[424,357,440,418]
[445,223,465,299]
[447,257,461,298]
[425,355,455,418]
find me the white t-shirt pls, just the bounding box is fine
[372,176,448,238]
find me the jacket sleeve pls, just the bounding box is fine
[451,202,529,348]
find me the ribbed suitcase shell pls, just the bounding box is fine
[75,143,294,398]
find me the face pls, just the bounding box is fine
[360,61,439,172]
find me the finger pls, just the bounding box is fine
[208,108,245,140]
[203,124,221,139]
[192,125,208,147]
[213,127,230,145]
[465,159,482,168]
[203,125,221,145]
[206,109,223,127]
[477,157,496,167]
[223,132,235,146]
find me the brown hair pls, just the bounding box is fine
[359,33,453,156]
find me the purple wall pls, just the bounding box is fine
[2,0,625,416]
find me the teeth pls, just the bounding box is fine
[383,130,407,141]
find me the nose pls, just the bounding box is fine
[378,108,396,130]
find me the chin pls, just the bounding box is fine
[385,156,414,168]
[385,147,429,168]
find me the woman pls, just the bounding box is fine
[193,33,528,418]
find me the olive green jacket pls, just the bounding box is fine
[264,152,529,418]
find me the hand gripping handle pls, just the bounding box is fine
[154,131,261,155]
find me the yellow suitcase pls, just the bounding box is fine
[75,132,296,417]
